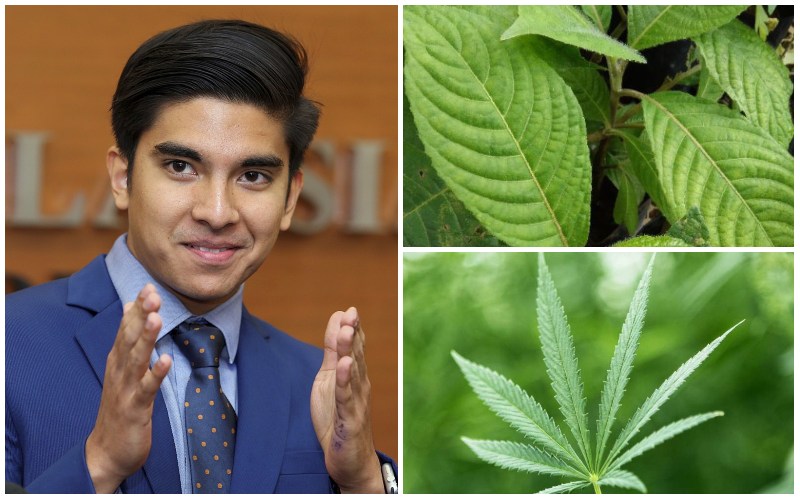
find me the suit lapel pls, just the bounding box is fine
[230,312,290,493]
[70,257,180,493]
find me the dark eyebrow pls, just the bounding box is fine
[153,142,203,162]
[241,155,284,169]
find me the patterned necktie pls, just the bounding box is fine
[172,321,237,493]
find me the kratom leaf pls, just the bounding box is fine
[595,256,655,467]
[608,411,724,472]
[404,6,592,246]
[521,36,611,127]
[451,351,585,471]
[666,206,711,247]
[537,481,590,494]
[536,255,593,466]
[402,94,502,247]
[695,19,794,147]
[607,168,644,236]
[502,6,645,63]
[627,6,746,50]
[613,235,692,247]
[696,58,725,102]
[616,130,667,214]
[461,438,585,479]
[641,91,793,246]
[598,469,647,493]
[604,320,744,470]
[581,5,612,33]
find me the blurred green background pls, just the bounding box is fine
[403,252,792,493]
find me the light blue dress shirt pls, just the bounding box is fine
[105,234,242,494]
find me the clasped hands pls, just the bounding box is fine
[85,284,382,493]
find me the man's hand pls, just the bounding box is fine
[85,284,172,493]
[311,307,384,493]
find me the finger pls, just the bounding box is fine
[336,324,355,359]
[320,311,344,372]
[127,311,162,378]
[335,356,355,407]
[135,353,172,406]
[117,284,159,350]
[340,306,359,329]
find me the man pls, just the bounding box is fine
[6,19,396,494]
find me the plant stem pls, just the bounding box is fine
[654,63,703,92]
[593,482,603,494]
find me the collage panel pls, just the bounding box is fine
[402,5,794,247]
[403,252,792,493]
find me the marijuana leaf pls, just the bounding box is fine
[454,255,742,493]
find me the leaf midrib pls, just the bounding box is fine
[644,95,772,245]
[631,6,673,49]
[461,53,569,246]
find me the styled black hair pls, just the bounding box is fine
[111,19,320,180]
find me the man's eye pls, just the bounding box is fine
[168,160,192,174]
[241,171,269,184]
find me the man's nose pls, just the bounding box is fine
[190,178,240,229]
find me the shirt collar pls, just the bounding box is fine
[104,233,242,362]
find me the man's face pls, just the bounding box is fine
[108,97,302,314]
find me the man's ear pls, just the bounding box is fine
[280,170,304,231]
[107,146,130,210]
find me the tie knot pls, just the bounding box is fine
[172,321,225,368]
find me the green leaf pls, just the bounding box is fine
[696,58,725,103]
[461,438,585,479]
[616,130,668,214]
[604,320,744,471]
[695,19,794,147]
[537,481,590,494]
[402,93,502,246]
[612,235,692,247]
[608,411,724,471]
[404,6,592,246]
[627,6,746,50]
[607,168,644,236]
[641,91,793,246]
[502,6,645,63]
[536,255,592,466]
[521,36,611,127]
[451,351,585,472]
[595,256,655,467]
[666,206,710,247]
[598,469,647,493]
[581,5,612,32]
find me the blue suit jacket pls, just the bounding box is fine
[6,256,394,493]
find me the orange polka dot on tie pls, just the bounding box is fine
[205,469,210,475]
[201,441,207,447]
[193,327,200,331]
[208,374,214,380]
[211,427,217,433]
[193,455,198,461]
[214,455,219,461]
[198,414,204,420]
[217,483,223,489]
[226,469,232,475]
[199,348,205,353]
[210,400,215,406]
[184,339,189,346]
[221,414,226,420]
[210,335,216,340]
[196,482,201,489]
[185,402,190,407]
[188,428,193,434]
[195,388,201,393]
[231,428,236,434]
[223,441,228,447]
